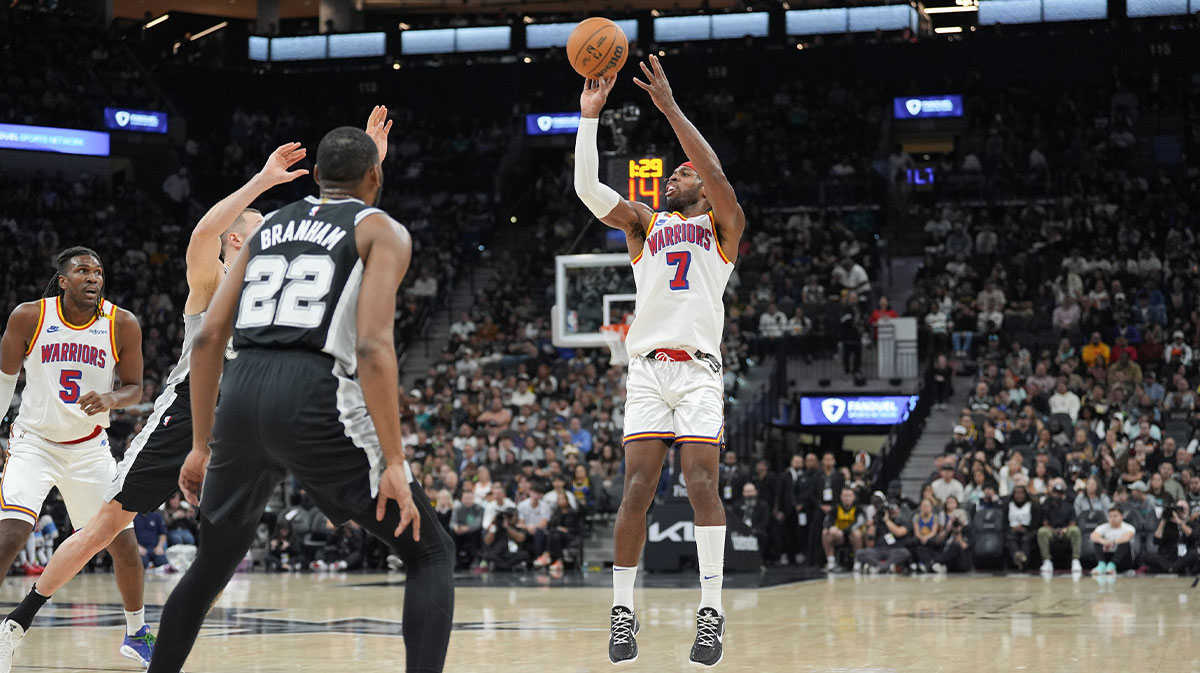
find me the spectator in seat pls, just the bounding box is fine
[1166,331,1193,368]
[929,495,972,574]
[944,424,974,456]
[1038,480,1083,573]
[450,489,485,569]
[265,521,295,572]
[1075,475,1111,516]
[1082,332,1111,367]
[163,492,197,547]
[854,495,911,574]
[1007,484,1038,570]
[868,296,897,340]
[482,506,529,571]
[1049,378,1082,422]
[911,497,941,573]
[1120,481,1159,550]
[998,453,1027,498]
[821,487,865,571]
[545,492,582,573]
[518,482,554,568]
[1089,507,1137,575]
[758,302,788,347]
[133,510,169,570]
[932,463,966,503]
[832,257,870,299]
[733,483,771,567]
[1144,500,1198,574]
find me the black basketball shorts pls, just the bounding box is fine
[201,349,387,527]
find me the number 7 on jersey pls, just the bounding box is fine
[665,251,691,291]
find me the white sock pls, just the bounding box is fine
[695,525,725,614]
[827,555,836,565]
[612,565,637,609]
[124,608,145,636]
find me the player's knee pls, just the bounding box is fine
[623,471,657,502]
[0,520,33,555]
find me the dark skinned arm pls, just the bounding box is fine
[633,54,747,261]
[0,302,40,376]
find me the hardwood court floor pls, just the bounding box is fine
[2,571,1198,672]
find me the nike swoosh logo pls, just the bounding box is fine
[703,575,718,580]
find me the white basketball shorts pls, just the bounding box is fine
[622,355,724,447]
[1,427,124,528]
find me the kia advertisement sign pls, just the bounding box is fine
[525,112,581,136]
[892,95,963,119]
[800,395,918,426]
[104,107,168,134]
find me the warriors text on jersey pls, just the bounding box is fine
[624,210,734,363]
[16,297,119,443]
[233,195,382,374]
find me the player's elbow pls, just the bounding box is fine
[355,335,394,364]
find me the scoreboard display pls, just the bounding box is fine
[607,156,670,211]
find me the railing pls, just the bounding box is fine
[874,359,936,489]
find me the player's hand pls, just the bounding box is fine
[632,54,677,112]
[78,391,115,415]
[365,105,393,162]
[580,75,616,118]
[258,142,309,186]
[376,463,421,541]
[179,446,211,507]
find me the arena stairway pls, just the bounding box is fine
[400,266,485,387]
[897,374,970,500]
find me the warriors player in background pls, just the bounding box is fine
[575,55,746,667]
[0,136,324,673]
[0,248,151,664]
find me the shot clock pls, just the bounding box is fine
[607,155,669,211]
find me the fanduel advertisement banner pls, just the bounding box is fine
[800,395,918,426]
[104,107,168,134]
[0,123,110,156]
[525,112,581,136]
[892,95,963,119]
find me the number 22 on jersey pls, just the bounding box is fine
[236,254,336,329]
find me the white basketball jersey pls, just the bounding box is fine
[15,297,119,443]
[624,211,734,362]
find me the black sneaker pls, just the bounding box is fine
[608,605,640,665]
[688,607,724,667]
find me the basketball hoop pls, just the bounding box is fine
[600,323,630,366]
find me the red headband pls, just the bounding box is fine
[680,161,695,171]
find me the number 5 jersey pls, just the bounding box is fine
[16,297,119,443]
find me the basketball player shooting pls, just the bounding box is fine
[575,54,746,667]
[0,248,151,665]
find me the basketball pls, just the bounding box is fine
[566,17,628,79]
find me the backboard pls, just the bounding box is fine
[551,253,636,348]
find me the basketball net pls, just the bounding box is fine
[600,323,630,366]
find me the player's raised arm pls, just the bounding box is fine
[79,309,143,416]
[575,76,654,237]
[184,143,309,293]
[633,54,746,253]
